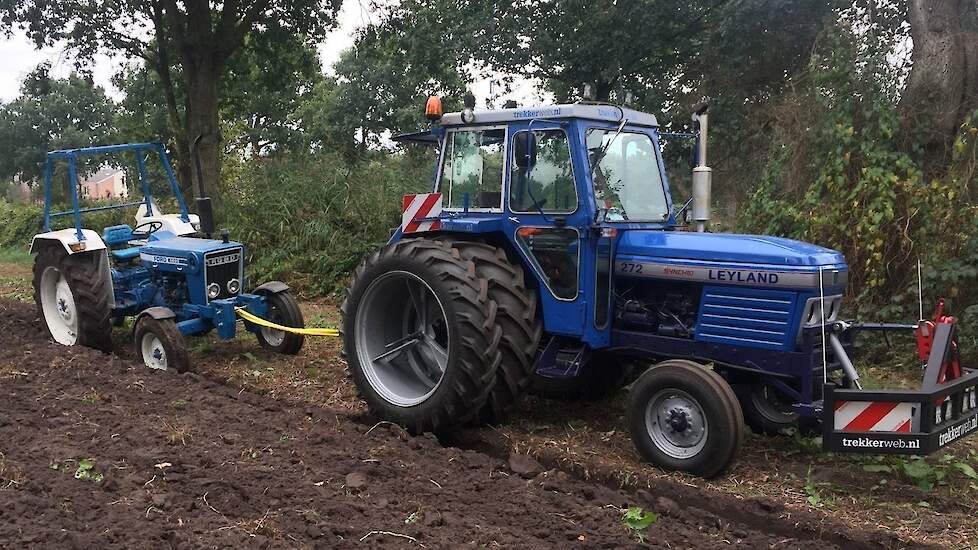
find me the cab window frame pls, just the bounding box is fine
[435,125,508,212]
[507,127,579,216]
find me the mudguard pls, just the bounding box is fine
[135,306,177,325]
[30,229,107,255]
[253,281,290,295]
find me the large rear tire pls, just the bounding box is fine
[32,245,112,352]
[628,359,744,478]
[341,239,502,433]
[439,239,543,424]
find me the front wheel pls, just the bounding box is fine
[255,290,305,355]
[740,382,800,435]
[134,316,190,373]
[628,360,744,478]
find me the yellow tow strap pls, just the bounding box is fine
[235,307,340,337]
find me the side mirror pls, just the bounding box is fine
[514,131,537,169]
[196,197,216,237]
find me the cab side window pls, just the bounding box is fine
[439,128,505,210]
[509,129,577,213]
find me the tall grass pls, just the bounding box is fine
[226,151,433,296]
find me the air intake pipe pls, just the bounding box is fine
[691,102,711,232]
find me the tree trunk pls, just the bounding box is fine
[900,0,978,155]
[183,56,223,203]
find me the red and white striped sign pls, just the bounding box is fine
[402,193,442,233]
[833,400,915,433]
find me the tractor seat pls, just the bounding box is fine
[102,225,142,262]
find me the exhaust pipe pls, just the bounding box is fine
[691,102,711,232]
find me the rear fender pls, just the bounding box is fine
[30,229,106,255]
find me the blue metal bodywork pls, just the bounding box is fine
[42,143,271,341]
[390,108,852,416]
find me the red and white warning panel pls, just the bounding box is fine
[833,400,914,433]
[402,193,442,233]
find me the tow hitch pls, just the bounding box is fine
[824,300,978,454]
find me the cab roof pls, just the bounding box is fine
[440,103,659,128]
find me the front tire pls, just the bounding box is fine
[33,245,112,352]
[740,382,800,435]
[341,239,502,433]
[628,360,744,478]
[134,316,190,373]
[255,290,305,355]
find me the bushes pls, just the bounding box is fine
[226,151,433,296]
[0,200,42,250]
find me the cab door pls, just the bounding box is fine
[503,122,610,347]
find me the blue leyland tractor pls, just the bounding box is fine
[31,143,305,373]
[342,99,978,477]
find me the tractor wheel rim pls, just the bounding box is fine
[260,305,287,347]
[141,333,168,370]
[645,389,709,460]
[40,266,78,345]
[355,271,450,407]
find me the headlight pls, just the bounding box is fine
[227,278,240,294]
[207,283,221,300]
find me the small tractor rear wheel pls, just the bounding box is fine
[256,290,305,355]
[33,245,112,352]
[740,382,800,435]
[134,316,190,373]
[438,239,543,425]
[628,359,744,478]
[341,239,502,433]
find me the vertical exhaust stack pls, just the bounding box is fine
[691,102,712,232]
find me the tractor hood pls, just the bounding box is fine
[617,231,844,267]
[615,230,848,290]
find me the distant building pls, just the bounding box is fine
[80,168,128,200]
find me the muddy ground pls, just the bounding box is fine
[0,296,933,549]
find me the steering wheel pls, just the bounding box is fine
[132,220,164,240]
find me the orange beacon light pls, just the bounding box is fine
[425,95,443,121]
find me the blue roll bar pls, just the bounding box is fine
[42,142,192,240]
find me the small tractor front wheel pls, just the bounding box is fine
[628,359,744,478]
[341,239,502,434]
[33,245,112,351]
[256,290,305,355]
[134,316,190,373]
[740,382,800,435]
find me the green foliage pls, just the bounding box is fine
[73,459,103,483]
[861,452,978,491]
[0,64,115,184]
[621,506,656,542]
[741,22,978,333]
[0,200,42,250]
[226,151,432,295]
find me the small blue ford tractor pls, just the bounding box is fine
[31,143,305,372]
[342,97,978,477]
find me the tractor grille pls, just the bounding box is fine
[695,286,797,351]
[204,248,243,302]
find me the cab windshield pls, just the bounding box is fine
[586,129,669,222]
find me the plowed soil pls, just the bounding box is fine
[0,298,925,549]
